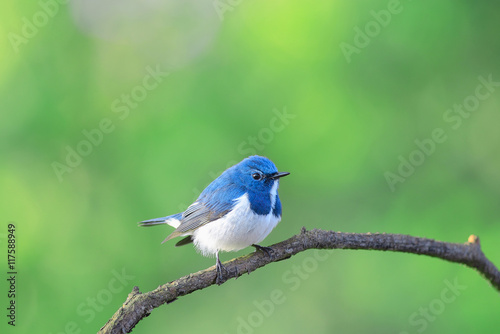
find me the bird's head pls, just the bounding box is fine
[234,155,289,193]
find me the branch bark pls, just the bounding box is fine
[99,228,500,334]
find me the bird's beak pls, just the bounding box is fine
[270,171,290,180]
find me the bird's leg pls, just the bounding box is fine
[252,244,274,259]
[215,251,227,285]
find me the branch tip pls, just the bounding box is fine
[468,234,480,245]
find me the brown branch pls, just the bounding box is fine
[98,228,500,334]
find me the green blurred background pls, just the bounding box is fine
[1,0,499,333]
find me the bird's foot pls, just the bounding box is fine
[252,244,274,259]
[215,257,228,285]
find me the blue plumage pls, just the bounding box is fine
[139,155,289,284]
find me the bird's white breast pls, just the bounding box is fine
[193,181,281,256]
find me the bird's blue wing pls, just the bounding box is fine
[167,182,246,238]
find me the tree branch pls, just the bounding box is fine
[99,228,500,334]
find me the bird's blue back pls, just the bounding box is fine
[197,155,281,217]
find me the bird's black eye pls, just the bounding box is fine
[252,172,262,180]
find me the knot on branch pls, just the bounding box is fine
[125,286,141,304]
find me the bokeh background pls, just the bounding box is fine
[1,0,499,333]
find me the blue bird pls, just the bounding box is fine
[139,155,289,284]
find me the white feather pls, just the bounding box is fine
[165,217,181,228]
[193,181,280,256]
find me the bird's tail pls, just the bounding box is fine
[138,213,182,228]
